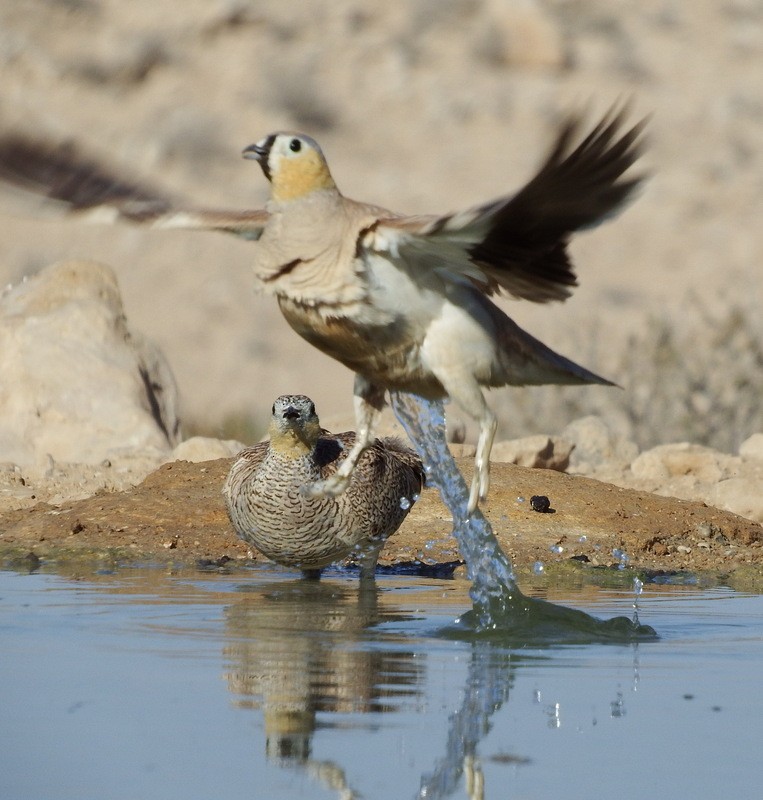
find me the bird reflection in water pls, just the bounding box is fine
[222,578,422,797]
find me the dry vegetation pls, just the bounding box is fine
[488,302,763,454]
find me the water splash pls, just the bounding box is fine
[390,393,517,630]
[632,576,644,626]
[613,548,630,570]
[390,392,657,641]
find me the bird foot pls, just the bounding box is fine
[467,479,480,516]
[303,474,351,499]
[466,465,490,516]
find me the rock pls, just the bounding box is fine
[630,443,740,484]
[740,433,763,462]
[710,477,763,524]
[471,0,566,69]
[0,260,180,466]
[562,416,639,473]
[449,443,477,459]
[170,436,245,463]
[490,435,573,471]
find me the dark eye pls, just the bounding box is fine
[271,403,276,415]
[289,138,302,153]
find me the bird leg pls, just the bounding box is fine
[470,407,497,515]
[436,374,497,515]
[304,376,386,498]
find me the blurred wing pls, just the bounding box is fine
[367,106,646,303]
[0,133,269,239]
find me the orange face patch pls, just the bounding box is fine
[271,149,335,202]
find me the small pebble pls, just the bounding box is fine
[530,495,551,513]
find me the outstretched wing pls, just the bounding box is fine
[367,106,646,303]
[0,133,269,239]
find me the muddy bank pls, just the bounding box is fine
[2,458,761,588]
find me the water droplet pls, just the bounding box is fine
[578,534,587,543]
[633,577,644,596]
[517,496,525,503]
[545,702,561,728]
[533,561,545,575]
[549,544,563,554]
[412,493,420,502]
[399,496,411,510]
[610,691,626,718]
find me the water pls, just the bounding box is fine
[389,393,654,640]
[1,566,762,799]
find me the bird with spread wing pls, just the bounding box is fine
[0,107,644,513]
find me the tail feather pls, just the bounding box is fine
[487,299,615,387]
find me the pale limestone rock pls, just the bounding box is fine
[490,435,573,471]
[472,0,566,69]
[710,477,763,523]
[449,442,477,459]
[0,260,180,466]
[170,436,245,463]
[740,433,763,462]
[630,443,741,484]
[562,416,639,473]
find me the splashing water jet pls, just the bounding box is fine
[390,392,657,641]
[391,393,517,629]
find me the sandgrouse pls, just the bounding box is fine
[223,394,425,579]
[0,108,644,512]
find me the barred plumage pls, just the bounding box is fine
[223,395,425,579]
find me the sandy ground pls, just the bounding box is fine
[2,457,762,589]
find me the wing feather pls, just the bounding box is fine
[0,133,269,239]
[369,106,645,303]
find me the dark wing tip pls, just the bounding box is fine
[469,104,648,303]
[0,132,172,212]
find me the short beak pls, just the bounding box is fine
[242,143,267,161]
[283,406,300,421]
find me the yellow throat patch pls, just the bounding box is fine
[269,418,322,457]
[271,148,336,203]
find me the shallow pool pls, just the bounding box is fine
[1,565,761,799]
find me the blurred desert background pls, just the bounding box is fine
[0,0,761,449]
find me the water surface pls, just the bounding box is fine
[1,566,761,799]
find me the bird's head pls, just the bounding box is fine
[243,133,336,203]
[268,394,322,455]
